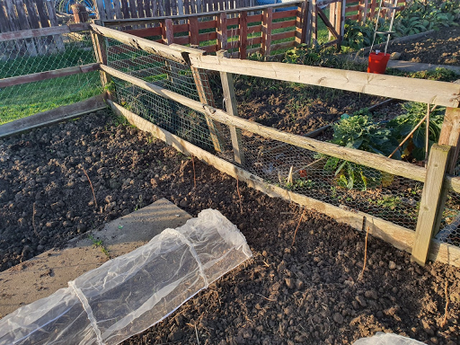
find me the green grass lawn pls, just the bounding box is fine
[0,40,103,125]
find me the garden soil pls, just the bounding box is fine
[1,110,459,345]
[387,26,460,67]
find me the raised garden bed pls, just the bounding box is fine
[1,110,460,344]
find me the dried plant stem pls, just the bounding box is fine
[81,167,98,209]
[292,209,306,246]
[192,155,196,189]
[236,177,243,214]
[441,281,450,328]
[32,202,40,238]
[359,226,370,281]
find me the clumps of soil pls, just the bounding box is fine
[1,111,460,344]
[388,26,460,66]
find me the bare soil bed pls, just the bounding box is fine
[388,26,460,66]
[1,110,460,344]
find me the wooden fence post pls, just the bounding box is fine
[217,12,228,50]
[91,31,110,93]
[217,50,245,165]
[190,53,224,153]
[296,1,308,45]
[189,17,200,46]
[239,11,248,59]
[328,1,336,40]
[439,108,460,174]
[262,7,273,58]
[412,144,451,266]
[161,19,174,45]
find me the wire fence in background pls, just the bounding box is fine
[0,31,103,125]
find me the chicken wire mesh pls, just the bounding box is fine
[106,39,425,231]
[437,185,460,247]
[0,31,103,125]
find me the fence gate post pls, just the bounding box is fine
[295,1,308,45]
[217,50,245,165]
[412,144,451,266]
[239,11,248,59]
[217,12,228,50]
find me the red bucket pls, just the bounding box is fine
[367,52,390,74]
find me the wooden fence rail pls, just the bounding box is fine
[0,0,64,57]
[89,24,460,267]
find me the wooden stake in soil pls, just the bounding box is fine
[32,202,40,238]
[292,209,306,246]
[236,177,243,214]
[192,155,196,189]
[81,166,98,209]
[358,225,370,281]
[441,281,450,328]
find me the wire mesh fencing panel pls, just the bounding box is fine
[212,129,423,230]
[107,38,232,152]
[437,186,460,247]
[0,31,103,125]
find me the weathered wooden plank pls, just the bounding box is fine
[0,95,107,138]
[187,54,460,108]
[317,5,339,39]
[271,30,295,42]
[0,63,100,88]
[125,26,163,37]
[217,12,228,50]
[217,50,245,165]
[239,11,247,59]
[101,64,428,182]
[271,19,296,30]
[189,17,199,45]
[272,9,297,19]
[90,24,186,63]
[412,144,451,266]
[439,108,460,174]
[261,7,272,57]
[0,23,90,42]
[103,1,303,27]
[163,18,174,44]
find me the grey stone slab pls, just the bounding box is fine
[0,198,191,318]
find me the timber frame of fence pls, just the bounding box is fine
[1,4,459,268]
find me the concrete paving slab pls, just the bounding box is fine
[0,198,191,318]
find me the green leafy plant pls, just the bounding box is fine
[89,235,110,258]
[387,102,445,161]
[324,111,398,190]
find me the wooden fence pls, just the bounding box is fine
[102,2,316,58]
[0,0,64,57]
[95,0,256,21]
[2,18,459,268]
[86,23,460,267]
[345,0,407,22]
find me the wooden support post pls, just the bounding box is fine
[189,17,200,46]
[239,11,248,59]
[217,50,245,165]
[161,19,174,45]
[296,1,308,45]
[432,107,460,236]
[91,32,110,91]
[439,108,460,174]
[311,0,318,44]
[340,0,345,37]
[412,144,451,266]
[262,8,273,58]
[328,2,336,41]
[363,0,369,23]
[304,0,314,45]
[190,54,224,153]
[217,13,228,50]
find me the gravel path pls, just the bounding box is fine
[1,110,460,344]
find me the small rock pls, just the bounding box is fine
[355,295,367,308]
[333,312,343,324]
[285,277,295,289]
[390,52,402,60]
[364,290,378,300]
[179,198,189,208]
[389,261,397,270]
